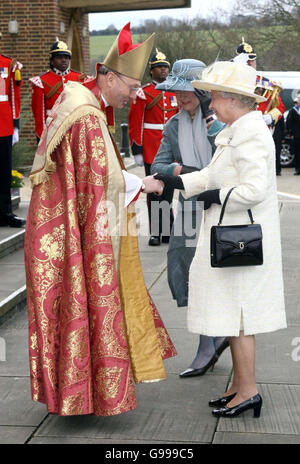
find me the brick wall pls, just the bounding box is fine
[0,1,90,148]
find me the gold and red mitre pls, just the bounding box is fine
[96,22,155,81]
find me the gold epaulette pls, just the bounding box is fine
[269,108,282,124]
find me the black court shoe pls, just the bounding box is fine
[215,338,230,357]
[212,393,262,418]
[208,392,236,407]
[148,236,160,246]
[0,213,26,228]
[179,353,219,377]
[161,236,170,244]
[180,338,230,378]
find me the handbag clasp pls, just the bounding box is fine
[239,241,245,250]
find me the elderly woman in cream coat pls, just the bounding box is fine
[144,61,287,419]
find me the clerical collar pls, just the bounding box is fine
[51,66,71,77]
[102,95,109,108]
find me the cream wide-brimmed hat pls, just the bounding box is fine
[192,61,266,103]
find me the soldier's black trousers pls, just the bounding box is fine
[0,136,13,215]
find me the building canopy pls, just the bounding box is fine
[58,0,191,13]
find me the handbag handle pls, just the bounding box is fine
[218,187,254,225]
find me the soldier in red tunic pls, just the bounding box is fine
[233,38,285,175]
[0,37,26,228]
[29,40,88,141]
[128,49,178,246]
[255,76,285,175]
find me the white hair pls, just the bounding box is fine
[217,91,256,109]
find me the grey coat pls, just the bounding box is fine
[151,112,213,306]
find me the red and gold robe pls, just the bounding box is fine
[25,82,176,416]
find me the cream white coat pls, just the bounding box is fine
[181,111,287,336]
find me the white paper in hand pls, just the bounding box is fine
[122,170,142,207]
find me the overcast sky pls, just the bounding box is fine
[88,0,236,30]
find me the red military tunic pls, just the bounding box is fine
[128,81,178,164]
[0,54,22,137]
[29,69,88,138]
[257,94,285,126]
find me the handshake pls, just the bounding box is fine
[142,173,185,194]
[142,175,165,195]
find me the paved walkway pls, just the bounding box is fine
[0,166,299,445]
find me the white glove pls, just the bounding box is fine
[134,154,144,167]
[12,127,19,145]
[262,114,273,126]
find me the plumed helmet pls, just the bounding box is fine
[236,37,256,61]
[149,49,170,69]
[49,39,72,58]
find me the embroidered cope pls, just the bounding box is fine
[25,82,176,416]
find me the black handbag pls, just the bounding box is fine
[210,187,263,268]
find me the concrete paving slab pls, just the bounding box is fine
[0,426,36,444]
[140,253,167,273]
[276,168,300,195]
[255,329,300,384]
[282,250,300,270]
[33,374,225,443]
[283,269,300,294]
[142,272,163,289]
[283,294,300,326]
[0,377,46,426]
[216,383,300,436]
[0,264,26,296]
[0,309,29,376]
[28,437,190,444]
[147,271,173,296]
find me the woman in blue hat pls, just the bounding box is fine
[151,59,228,377]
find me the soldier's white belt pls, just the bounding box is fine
[0,95,9,102]
[143,123,164,130]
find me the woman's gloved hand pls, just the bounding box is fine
[197,189,221,210]
[153,173,184,190]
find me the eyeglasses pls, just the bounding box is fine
[114,72,140,93]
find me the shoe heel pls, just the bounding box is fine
[210,355,219,372]
[253,401,262,418]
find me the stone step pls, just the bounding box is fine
[0,229,25,259]
[0,247,27,323]
[11,193,21,211]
